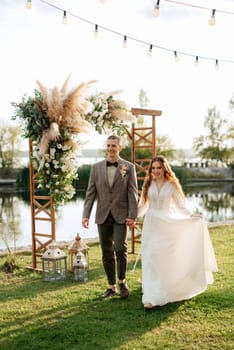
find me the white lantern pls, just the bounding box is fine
[73,250,88,283]
[41,241,67,281]
[68,234,89,272]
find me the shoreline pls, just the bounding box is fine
[0,238,98,257]
[0,221,233,257]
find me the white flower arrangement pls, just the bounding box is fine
[85,92,135,135]
[11,77,135,207]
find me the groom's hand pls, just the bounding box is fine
[82,218,89,228]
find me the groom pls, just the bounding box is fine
[82,134,138,299]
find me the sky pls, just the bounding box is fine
[1,0,234,149]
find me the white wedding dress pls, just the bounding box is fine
[138,181,218,307]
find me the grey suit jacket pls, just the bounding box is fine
[82,158,138,224]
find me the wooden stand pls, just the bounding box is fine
[128,108,162,254]
[28,140,56,271]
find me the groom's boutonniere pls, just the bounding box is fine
[119,163,128,180]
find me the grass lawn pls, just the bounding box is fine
[0,226,233,350]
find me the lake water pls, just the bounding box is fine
[0,181,233,251]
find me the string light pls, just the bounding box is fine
[174,51,179,62]
[62,10,67,24]
[93,24,99,38]
[30,0,234,68]
[164,1,234,27]
[122,35,128,48]
[147,44,153,57]
[209,9,216,26]
[164,0,234,16]
[152,0,160,17]
[194,56,199,67]
[26,0,32,9]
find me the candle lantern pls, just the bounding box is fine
[73,250,88,283]
[41,241,67,281]
[68,233,89,271]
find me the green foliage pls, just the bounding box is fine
[0,125,21,169]
[73,164,91,189]
[138,89,150,108]
[11,91,80,207]
[16,164,92,192]
[1,253,19,273]
[16,166,30,188]
[193,107,232,163]
[156,135,175,158]
[0,226,233,350]
[120,140,175,164]
[171,165,189,184]
[120,144,131,161]
[11,91,50,142]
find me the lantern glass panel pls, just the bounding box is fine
[74,266,88,282]
[42,256,67,281]
[73,251,88,282]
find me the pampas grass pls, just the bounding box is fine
[39,122,60,155]
[36,76,97,154]
[36,77,96,130]
[108,99,135,122]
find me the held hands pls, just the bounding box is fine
[126,218,135,227]
[191,213,203,218]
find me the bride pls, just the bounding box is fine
[138,155,218,310]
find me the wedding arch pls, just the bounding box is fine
[12,77,162,270]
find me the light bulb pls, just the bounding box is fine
[152,0,160,17]
[174,51,179,63]
[194,56,199,67]
[122,36,127,48]
[62,10,67,24]
[147,45,153,57]
[208,9,216,26]
[93,24,99,38]
[215,59,219,70]
[26,0,32,9]
[152,6,160,17]
[100,0,107,3]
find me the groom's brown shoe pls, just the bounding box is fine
[119,283,129,299]
[101,288,117,299]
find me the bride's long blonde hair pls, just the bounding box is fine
[142,155,185,203]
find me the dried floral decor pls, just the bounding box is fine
[11,77,135,207]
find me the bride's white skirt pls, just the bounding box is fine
[141,213,218,306]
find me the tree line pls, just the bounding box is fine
[0,98,233,179]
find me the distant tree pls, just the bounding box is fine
[0,194,21,272]
[155,135,175,159]
[229,94,234,110]
[0,125,21,173]
[228,97,234,164]
[137,89,150,126]
[138,89,150,108]
[120,134,175,161]
[121,89,175,163]
[193,107,232,164]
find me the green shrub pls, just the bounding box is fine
[16,166,30,188]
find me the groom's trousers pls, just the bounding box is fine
[98,212,128,286]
